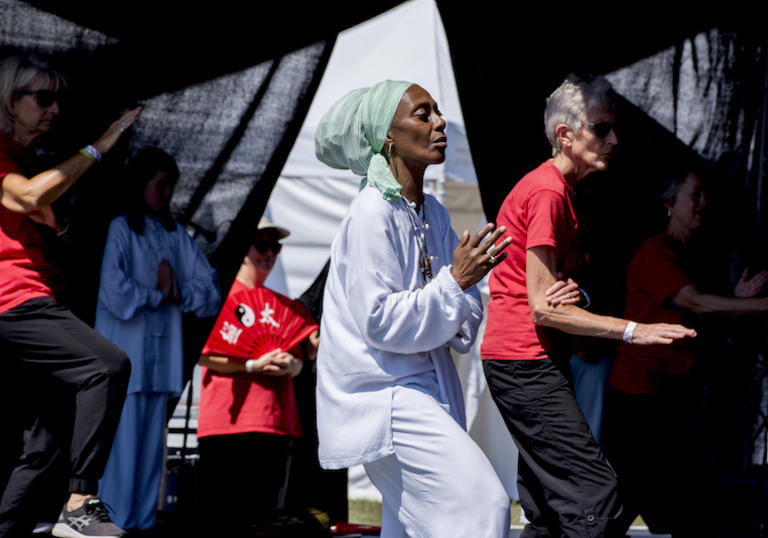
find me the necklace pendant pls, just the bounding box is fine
[423,256,434,280]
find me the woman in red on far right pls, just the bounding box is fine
[604,161,768,537]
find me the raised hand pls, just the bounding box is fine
[735,268,768,298]
[451,223,512,290]
[92,106,142,155]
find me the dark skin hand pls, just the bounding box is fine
[451,223,512,290]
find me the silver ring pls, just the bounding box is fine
[488,254,498,264]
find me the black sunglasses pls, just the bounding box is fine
[585,121,615,138]
[14,89,61,108]
[252,240,282,254]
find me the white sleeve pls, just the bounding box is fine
[343,199,472,354]
[441,216,483,354]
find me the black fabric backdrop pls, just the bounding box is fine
[3,0,768,494]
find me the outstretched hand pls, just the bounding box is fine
[735,268,768,298]
[630,323,696,345]
[92,106,142,155]
[451,223,512,290]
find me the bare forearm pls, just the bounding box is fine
[530,301,628,340]
[19,154,95,210]
[1,107,141,213]
[525,246,695,345]
[198,354,245,374]
[674,287,768,316]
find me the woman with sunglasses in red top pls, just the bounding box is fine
[195,218,319,533]
[480,74,696,537]
[0,54,141,538]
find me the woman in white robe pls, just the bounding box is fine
[314,80,519,537]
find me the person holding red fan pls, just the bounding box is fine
[196,218,319,533]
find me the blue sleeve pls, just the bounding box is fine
[98,217,165,321]
[175,224,222,317]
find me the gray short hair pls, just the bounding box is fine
[544,74,615,154]
[0,55,66,132]
[659,158,709,207]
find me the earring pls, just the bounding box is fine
[667,207,671,217]
[388,142,398,178]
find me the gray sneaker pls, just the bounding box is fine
[51,497,126,538]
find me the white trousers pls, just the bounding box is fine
[364,385,510,538]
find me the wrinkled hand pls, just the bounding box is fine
[257,349,302,377]
[630,323,696,345]
[451,223,512,290]
[735,268,768,298]
[545,273,581,306]
[92,106,142,155]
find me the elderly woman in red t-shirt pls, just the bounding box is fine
[603,162,768,536]
[196,219,319,532]
[0,54,140,537]
[481,74,697,538]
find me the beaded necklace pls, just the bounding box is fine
[402,198,433,285]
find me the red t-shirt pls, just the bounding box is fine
[197,279,318,439]
[0,132,54,314]
[481,160,581,360]
[610,232,694,394]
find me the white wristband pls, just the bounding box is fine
[623,321,637,344]
[245,359,255,373]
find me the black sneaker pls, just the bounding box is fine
[51,497,126,538]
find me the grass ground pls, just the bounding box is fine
[348,500,645,527]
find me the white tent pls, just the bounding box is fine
[262,0,521,502]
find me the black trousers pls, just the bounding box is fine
[484,358,623,538]
[197,432,291,533]
[0,297,130,537]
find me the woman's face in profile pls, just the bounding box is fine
[9,76,60,138]
[143,170,175,213]
[387,85,447,167]
[568,104,617,175]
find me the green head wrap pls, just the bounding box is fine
[315,79,413,202]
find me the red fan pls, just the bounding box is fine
[203,283,318,361]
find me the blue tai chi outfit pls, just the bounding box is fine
[95,215,221,530]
